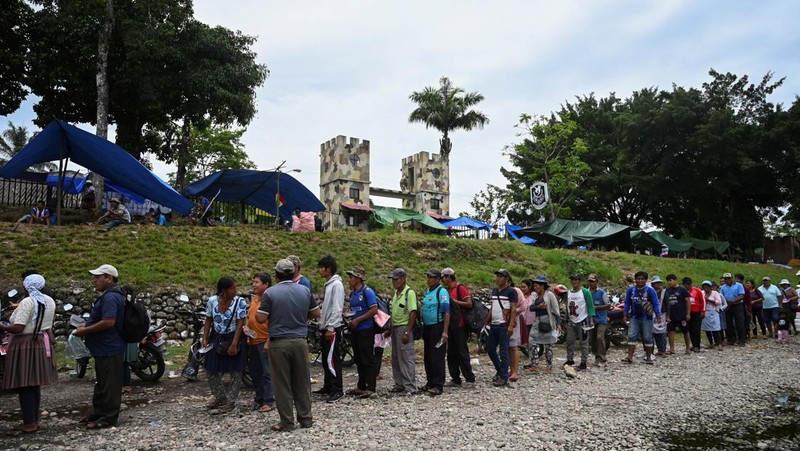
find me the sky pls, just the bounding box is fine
[3,0,800,216]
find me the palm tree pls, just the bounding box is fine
[0,122,55,172]
[408,77,489,162]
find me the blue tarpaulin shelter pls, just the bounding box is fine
[182,169,325,220]
[440,216,491,230]
[505,224,537,245]
[0,120,193,215]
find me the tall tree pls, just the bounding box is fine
[0,0,32,115]
[163,125,255,187]
[408,77,488,161]
[468,184,512,225]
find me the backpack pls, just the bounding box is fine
[463,298,489,334]
[448,283,471,333]
[370,286,391,332]
[118,286,151,343]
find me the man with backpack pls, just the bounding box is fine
[345,267,378,398]
[564,273,596,370]
[441,268,476,389]
[419,269,450,396]
[385,268,419,395]
[74,264,126,429]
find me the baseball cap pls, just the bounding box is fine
[274,259,295,274]
[425,268,442,278]
[568,273,581,280]
[494,269,510,278]
[587,274,598,282]
[722,272,732,278]
[388,268,407,279]
[286,255,301,267]
[89,264,119,278]
[441,268,455,277]
[109,198,120,204]
[762,276,771,281]
[346,267,366,280]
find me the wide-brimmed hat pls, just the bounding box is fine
[532,275,549,287]
[650,275,664,284]
[779,279,791,286]
[346,267,366,280]
[109,198,120,204]
[701,280,712,287]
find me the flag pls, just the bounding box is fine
[276,193,286,208]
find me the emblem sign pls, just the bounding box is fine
[530,182,549,210]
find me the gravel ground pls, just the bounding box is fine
[0,337,798,451]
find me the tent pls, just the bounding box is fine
[45,171,146,204]
[0,120,193,215]
[372,206,446,230]
[687,237,730,255]
[517,219,633,249]
[506,224,537,245]
[630,230,664,250]
[440,216,491,230]
[182,169,325,220]
[648,231,694,253]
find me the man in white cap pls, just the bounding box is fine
[720,272,746,346]
[96,198,130,232]
[778,279,798,335]
[74,264,126,429]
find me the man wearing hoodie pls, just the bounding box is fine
[314,256,345,403]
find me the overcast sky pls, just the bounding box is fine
[4,0,800,215]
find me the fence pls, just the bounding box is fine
[0,173,82,209]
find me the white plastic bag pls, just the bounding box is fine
[65,333,91,360]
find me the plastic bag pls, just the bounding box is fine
[65,333,91,360]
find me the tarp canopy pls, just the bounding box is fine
[687,237,730,255]
[630,230,664,250]
[182,169,325,220]
[372,206,446,230]
[440,216,491,230]
[648,231,694,253]
[506,224,537,245]
[45,171,144,203]
[0,120,193,215]
[517,219,632,248]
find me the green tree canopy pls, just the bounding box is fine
[165,125,255,187]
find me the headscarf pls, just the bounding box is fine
[23,274,47,325]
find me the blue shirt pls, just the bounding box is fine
[349,285,377,332]
[720,282,745,303]
[624,285,661,320]
[758,285,781,309]
[591,288,609,325]
[85,285,126,357]
[205,295,248,334]
[296,275,313,293]
[421,285,450,325]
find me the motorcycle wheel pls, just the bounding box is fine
[477,332,487,354]
[76,357,90,379]
[242,369,253,388]
[130,344,165,382]
[340,334,355,367]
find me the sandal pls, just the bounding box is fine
[86,421,113,430]
[257,404,274,413]
[79,415,99,425]
[206,398,226,410]
[509,375,520,382]
[621,357,633,364]
[5,425,38,437]
[271,423,295,432]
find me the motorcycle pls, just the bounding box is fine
[605,296,627,348]
[307,318,355,367]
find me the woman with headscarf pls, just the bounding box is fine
[526,276,561,374]
[0,273,58,435]
[700,281,723,350]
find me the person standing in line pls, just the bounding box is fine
[527,276,561,374]
[650,276,668,357]
[720,273,746,347]
[247,273,274,412]
[74,264,126,429]
[747,279,766,338]
[485,269,518,387]
[345,267,378,398]
[622,271,661,365]
[313,256,345,403]
[778,279,798,336]
[286,255,313,292]
[587,274,610,366]
[700,281,724,349]
[735,274,753,340]
[441,268,476,389]
[684,277,706,352]
[256,259,320,432]
[384,268,419,395]
[664,274,692,355]
[419,269,450,396]
[564,273,595,370]
[758,277,782,338]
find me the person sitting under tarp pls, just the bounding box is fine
[12,201,51,231]
[96,198,131,232]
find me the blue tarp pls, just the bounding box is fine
[440,216,491,230]
[44,172,146,204]
[506,224,537,245]
[0,121,193,215]
[183,169,325,220]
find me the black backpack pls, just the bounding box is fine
[118,286,150,343]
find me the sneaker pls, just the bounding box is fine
[326,392,344,403]
[564,360,575,367]
[357,390,377,399]
[578,362,587,371]
[312,387,331,396]
[388,386,405,393]
[346,388,367,396]
[444,380,461,388]
[419,385,431,393]
[492,379,509,387]
[463,382,475,389]
[427,387,443,396]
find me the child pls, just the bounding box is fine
[776,311,790,344]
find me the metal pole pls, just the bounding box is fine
[274,160,286,225]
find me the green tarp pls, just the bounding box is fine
[517,219,633,247]
[372,206,446,230]
[630,230,663,249]
[687,237,730,255]
[647,231,694,252]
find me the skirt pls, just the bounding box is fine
[2,330,58,390]
[529,315,559,345]
[702,309,721,331]
[203,332,246,375]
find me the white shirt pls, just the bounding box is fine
[10,296,56,334]
[567,289,588,323]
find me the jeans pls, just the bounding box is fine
[726,302,746,345]
[627,317,654,346]
[247,343,274,406]
[100,217,126,231]
[446,326,475,384]
[486,323,510,382]
[654,333,667,353]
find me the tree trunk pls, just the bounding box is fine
[94,0,115,206]
[174,119,192,191]
[439,131,452,162]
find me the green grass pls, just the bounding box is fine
[2,223,796,296]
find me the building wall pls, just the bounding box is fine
[319,136,371,230]
[400,151,450,216]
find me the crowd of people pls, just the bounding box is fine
[1,257,798,435]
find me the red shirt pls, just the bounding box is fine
[448,283,471,328]
[688,287,705,313]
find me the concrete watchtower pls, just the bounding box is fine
[319,135,371,229]
[399,151,450,216]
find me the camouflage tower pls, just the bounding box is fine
[319,136,371,230]
[399,151,450,216]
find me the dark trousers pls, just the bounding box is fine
[18,386,41,425]
[751,305,766,335]
[374,345,384,377]
[726,303,746,345]
[268,338,311,428]
[422,322,447,390]
[446,326,475,384]
[93,353,124,425]
[689,311,703,349]
[706,331,722,346]
[352,329,376,391]
[319,329,343,394]
[247,343,274,406]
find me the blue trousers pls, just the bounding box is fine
[247,344,274,406]
[486,324,510,382]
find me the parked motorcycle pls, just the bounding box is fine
[307,319,355,367]
[605,296,627,348]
